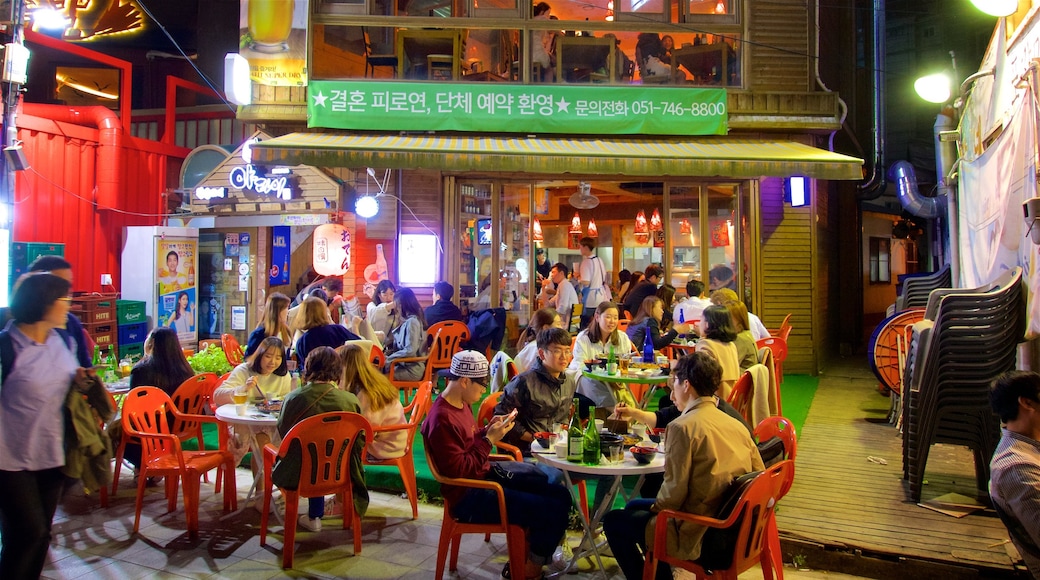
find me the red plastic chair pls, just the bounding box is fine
[112,373,220,495]
[756,336,788,388]
[369,343,385,368]
[754,416,797,463]
[363,380,433,519]
[425,447,528,580]
[726,371,754,424]
[261,412,372,568]
[121,387,237,538]
[388,321,469,404]
[643,460,795,580]
[221,333,244,366]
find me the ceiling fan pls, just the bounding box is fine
[568,181,600,209]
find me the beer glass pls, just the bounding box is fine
[248,0,294,52]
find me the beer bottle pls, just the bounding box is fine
[643,325,655,363]
[567,397,583,462]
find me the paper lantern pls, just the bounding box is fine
[569,212,583,234]
[587,218,598,237]
[533,217,544,242]
[313,223,351,275]
[679,218,692,235]
[650,208,663,232]
[634,210,650,244]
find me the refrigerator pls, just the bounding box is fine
[121,226,200,350]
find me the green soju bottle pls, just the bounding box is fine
[583,411,601,465]
[567,397,583,462]
[92,344,101,366]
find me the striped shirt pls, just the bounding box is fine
[989,428,1040,578]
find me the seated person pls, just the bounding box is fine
[710,287,771,340]
[603,351,764,580]
[694,305,741,400]
[570,301,634,412]
[626,296,692,352]
[338,344,406,460]
[635,32,671,80]
[425,281,466,327]
[514,308,564,374]
[277,347,368,533]
[988,371,1040,578]
[421,350,572,580]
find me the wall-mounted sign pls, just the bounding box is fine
[229,165,296,200]
[308,80,727,136]
[239,0,309,87]
[270,225,290,286]
[195,186,227,200]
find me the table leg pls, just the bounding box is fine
[547,471,615,578]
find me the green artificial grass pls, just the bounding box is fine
[191,377,818,510]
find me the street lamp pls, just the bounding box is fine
[914,73,952,104]
[969,0,1015,17]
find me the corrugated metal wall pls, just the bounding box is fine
[15,113,186,293]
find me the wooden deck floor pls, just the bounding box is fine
[775,359,1023,576]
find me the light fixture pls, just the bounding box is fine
[3,146,29,172]
[785,176,809,207]
[587,218,598,237]
[355,195,379,218]
[569,212,583,234]
[714,0,726,14]
[533,217,544,242]
[605,0,614,21]
[634,210,649,244]
[970,0,1016,17]
[679,219,692,235]
[914,72,952,104]
[224,53,252,106]
[32,8,69,32]
[649,208,663,231]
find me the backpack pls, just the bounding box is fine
[0,327,75,385]
[695,470,760,572]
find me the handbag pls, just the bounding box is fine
[486,460,550,490]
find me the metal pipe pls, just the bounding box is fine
[888,160,942,219]
[858,0,887,200]
[934,111,958,283]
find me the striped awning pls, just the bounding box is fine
[251,133,864,180]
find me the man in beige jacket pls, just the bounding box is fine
[603,350,764,579]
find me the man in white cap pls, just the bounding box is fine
[421,350,572,580]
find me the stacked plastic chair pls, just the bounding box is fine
[900,267,1025,502]
[894,264,952,312]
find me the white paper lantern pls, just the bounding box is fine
[313,224,350,275]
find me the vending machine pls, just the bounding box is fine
[121,226,200,350]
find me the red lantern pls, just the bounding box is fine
[569,212,583,234]
[634,210,650,244]
[533,217,544,242]
[679,218,692,235]
[587,218,598,237]
[650,208,663,232]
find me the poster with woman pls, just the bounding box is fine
[156,238,198,344]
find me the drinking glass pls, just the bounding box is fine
[607,444,624,464]
[618,355,629,374]
[232,391,248,415]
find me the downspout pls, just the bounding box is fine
[20,103,122,210]
[857,0,886,200]
[934,111,959,285]
[813,0,847,153]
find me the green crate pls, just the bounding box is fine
[118,342,145,360]
[116,300,147,326]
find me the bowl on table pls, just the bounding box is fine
[534,431,558,449]
[648,428,666,443]
[630,445,658,465]
[599,433,623,457]
[583,358,606,372]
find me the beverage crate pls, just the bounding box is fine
[116,300,147,326]
[117,322,148,345]
[118,342,145,360]
[10,242,65,288]
[71,293,118,325]
[84,321,117,352]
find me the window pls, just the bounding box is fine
[869,237,891,284]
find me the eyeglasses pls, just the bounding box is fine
[470,376,489,388]
[545,348,572,359]
[57,297,73,303]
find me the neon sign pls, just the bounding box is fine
[228,165,294,200]
[195,186,227,200]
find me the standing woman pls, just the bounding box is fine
[695,305,741,399]
[338,344,406,460]
[570,301,634,412]
[577,236,610,328]
[0,272,80,579]
[513,308,564,373]
[244,292,292,359]
[130,327,195,396]
[383,288,428,381]
[626,296,691,351]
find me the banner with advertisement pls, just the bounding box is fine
[156,238,198,344]
[958,91,1040,337]
[270,226,291,285]
[240,0,309,86]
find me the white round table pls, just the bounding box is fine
[215,404,280,519]
[536,447,664,576]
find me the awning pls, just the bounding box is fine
[251,133,864,181]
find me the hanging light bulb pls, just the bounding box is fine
[649,208,663,232]
[679,218,692,235]
[355,195,379,218]
[569,212,583,234]
[714,0,726,14]
[587,218,598,237]
[533,217,544,242]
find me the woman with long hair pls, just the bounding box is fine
[655,283,677,326]
[130,327,194,396]
[167,291,195,333]
[695,304,741,398]
[514,308,564,373]
[294,297,360,373]
[382,288,427,381]
[618,271,643,313]
[367,280,398,338]
[0,273,82,578]
[615,269,632,302]
[245,292,292,359]
[569,301,634,411]
[724,300,758,371]
[338,344,406,460]
[626,296,691,352]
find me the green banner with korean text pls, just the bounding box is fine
[307,81,727,136]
